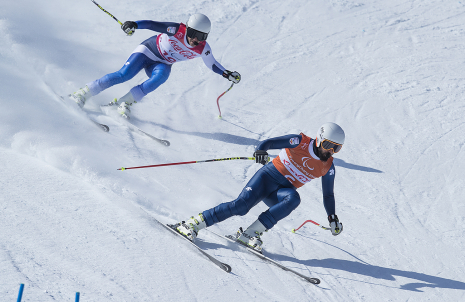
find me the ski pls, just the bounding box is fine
[59,95,110,132]
[100,104,170,146]
[132,125,170,146]
[161,224,231,273]
[43,83,110,132]
[138,207,231,273]
[208,230,319,284]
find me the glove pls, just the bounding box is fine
[222,70,241,84]
[253,150,268,165]
[121,21,138,35]
[328,214,343,236]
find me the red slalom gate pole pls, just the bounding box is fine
[118,156,255,171]
[291,220,331,233]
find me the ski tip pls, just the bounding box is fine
[309,278,321,285]
[291,229,296,233]
[119,167,126,171]
[162,140,170,146]
[222,263,232,273]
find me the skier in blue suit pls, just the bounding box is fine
[69,13,240,119]
[175,122,346,252]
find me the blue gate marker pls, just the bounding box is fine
[75,292,80,302]
[17,284,25,302]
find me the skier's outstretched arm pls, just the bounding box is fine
[122,20,181,35]
[256,134,303,152]
[201,44,241,83]
[201,44,226,76]
[322,163,343,236]
[253,134,303,165]
[321,162,336,216]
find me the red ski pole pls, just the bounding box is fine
[291,220,331,233]
[216,83,234,118]
[118,156,254,171]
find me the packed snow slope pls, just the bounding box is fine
[1,0,465,301]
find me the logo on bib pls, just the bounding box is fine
[302,157,315,170]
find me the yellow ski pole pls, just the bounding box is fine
[90,0,135,35]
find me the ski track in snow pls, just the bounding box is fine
[1,0,465,301]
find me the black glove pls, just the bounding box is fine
[253,150,268,165]
[222,70,241,84]
[328,214,343,236]
[122,21,138,35]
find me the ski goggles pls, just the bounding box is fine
[321,139,343,153]
[186,27,208,42]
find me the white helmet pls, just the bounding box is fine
[186,13,211,41]
[315,122,345,153]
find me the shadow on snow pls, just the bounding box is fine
[134,118,384,173]
[134,118,261,146]
[268,235,465,292]
[333,158,383,173]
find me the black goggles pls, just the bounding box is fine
[186,27,208,42]
[321,139,343,153]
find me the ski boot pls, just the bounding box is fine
[236,219,267,252]
[69,86,92,108]
[117,102,132,119]
[116,91,137,119]
[175,213,206,242]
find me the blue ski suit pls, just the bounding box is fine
[86,21,227,102]
[202,134,337,230]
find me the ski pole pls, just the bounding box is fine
[90,0,122,25]
[118,156,256,170]
[216,83,234,118]
[291,220,331,233]
[90,0,135,35]
[17,284,24,302]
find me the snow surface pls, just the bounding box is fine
[1,0,465,301]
